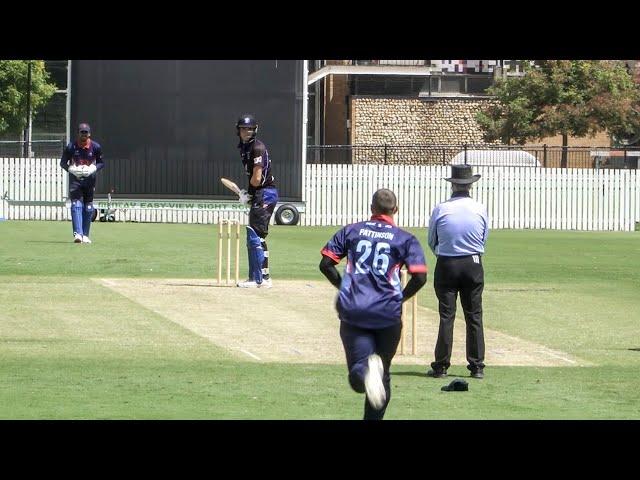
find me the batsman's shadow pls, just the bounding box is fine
[163,283,234,288]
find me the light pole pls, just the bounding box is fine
[22,60,32,158]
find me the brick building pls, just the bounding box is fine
[309,60,637,149]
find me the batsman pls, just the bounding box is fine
[235,114,278,288]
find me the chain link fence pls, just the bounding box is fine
[0,140,65,158]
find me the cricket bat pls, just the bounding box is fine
[220,177,241,195]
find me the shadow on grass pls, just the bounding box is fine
[25,241,73,244]
[392,371,426,378]
[164,283,232,288]
[393,371,473,380]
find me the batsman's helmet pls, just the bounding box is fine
[236,114,258,141]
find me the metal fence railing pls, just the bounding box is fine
[0,140,65,158]
[306,145,640,169]
[353,60,430,67]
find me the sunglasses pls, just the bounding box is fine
[79,130,89,134]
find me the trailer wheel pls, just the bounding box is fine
[274,204,300,226]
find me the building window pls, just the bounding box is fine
[32,60,68,142]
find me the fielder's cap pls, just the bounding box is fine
[78,123,91,133]
[445,164,481,184]
[441,378,469,392]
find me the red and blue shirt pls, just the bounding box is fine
[321,214,427,329]
[60,139,104,171]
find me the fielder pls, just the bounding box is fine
[59,123,105,243]
[235,114,279,288]
[319,189,427,420]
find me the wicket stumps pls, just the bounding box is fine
[399,269,418,355]
[217,219,241,285]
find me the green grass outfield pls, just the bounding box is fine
[1,220,639,419]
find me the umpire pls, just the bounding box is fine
[426,164,489,379]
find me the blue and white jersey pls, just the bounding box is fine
[428,192,489,257]
[321,214,427,329]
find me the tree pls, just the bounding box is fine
[476,60,640,167]
[0,60,57,137]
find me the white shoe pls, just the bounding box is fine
[364,354,386,410]
[237,278,272,288]
[73,233,82,243]
[81,235,92,244]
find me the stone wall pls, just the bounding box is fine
[349,97,613,164]
[350,97,499,164]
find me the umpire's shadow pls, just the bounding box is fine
[393,370,470,379]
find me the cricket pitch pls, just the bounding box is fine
[95,278,592,367]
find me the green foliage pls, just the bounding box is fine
[476,60,640,145]
[0,60,57,137]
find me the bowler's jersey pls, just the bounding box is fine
[238,139,275,194]
[321,214,427,329]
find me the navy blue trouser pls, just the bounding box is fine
[248,187,278,238]
[69,175,96,202]
[339,321,402,420]
[68,175,96,236]
[248,187,278,280]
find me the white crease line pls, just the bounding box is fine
[98,279,118,287]
[239,349,262,361]
[537,350,577,364]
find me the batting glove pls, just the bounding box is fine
[238,189,253,206]
[85,164,97,176]
[68,165,85,179]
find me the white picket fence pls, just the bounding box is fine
[303,164,640,231]
[2,158,640,231]
[0,157,69,221]
[0,157,248,225]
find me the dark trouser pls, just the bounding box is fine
[339,321,402,420]
[248,187,278,280]
[69,174,96,203]
[432,255,485,373]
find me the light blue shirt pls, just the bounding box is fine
[428,192,489,257]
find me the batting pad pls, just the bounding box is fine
[82,203,94,237]
[71,199,84,236]
[246,226,264,284]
